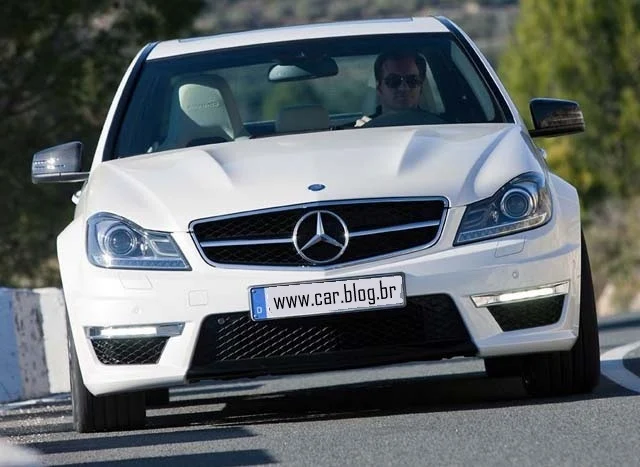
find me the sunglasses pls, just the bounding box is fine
[383,74,423,89]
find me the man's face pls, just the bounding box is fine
[377,57,423,113]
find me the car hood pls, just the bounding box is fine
[84,123,544,231]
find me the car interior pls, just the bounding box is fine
[113,34,506,158]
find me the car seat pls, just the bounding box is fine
[158,74,250,150]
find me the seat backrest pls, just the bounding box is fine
[159,74,249,150]
[276,105,330,133]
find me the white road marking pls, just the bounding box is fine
[0,438,41,467]
[600,341,640,394]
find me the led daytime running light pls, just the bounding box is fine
[86,323,185,340]
[471,281,569,307]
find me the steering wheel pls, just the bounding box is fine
[361,109,448,128]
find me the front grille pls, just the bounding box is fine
[188,294,476,379]
[488,295,564,331]
[191,198,446,267]
[91,338,168,365]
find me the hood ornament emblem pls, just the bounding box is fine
[308,184,326,192]
[293,210,349,264]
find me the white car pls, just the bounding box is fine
[32,16,600,433]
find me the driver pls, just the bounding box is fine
[355,51,426,127]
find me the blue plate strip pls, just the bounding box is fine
[251,287,267,320]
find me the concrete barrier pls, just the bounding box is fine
[0,288,68,403]
[35,288,69,394]
[0,289,21,402]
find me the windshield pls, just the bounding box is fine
[114,33,510,158]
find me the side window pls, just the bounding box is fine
[421,59,445,115]
[426,47,495,124]
[217,64,271,122]
[115,76,167,157]
[450,45,496,121]
[306,56,372,116]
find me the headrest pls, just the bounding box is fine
[276,105,330,133]
[160,74,248,150]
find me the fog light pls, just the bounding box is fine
[86,323,184,340]
[471,281,569,307]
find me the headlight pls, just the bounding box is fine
[454,172,552,245]
[87,213,191,270]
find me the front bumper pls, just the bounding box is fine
[61,210,581,396]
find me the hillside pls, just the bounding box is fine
[195,0,519,63]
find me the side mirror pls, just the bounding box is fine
[529,98,585,138]
[31,142,89,184]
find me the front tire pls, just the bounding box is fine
[68,323,146,433]
[145,388,170,407]
[521,231,600,396]
[484,356,522,378]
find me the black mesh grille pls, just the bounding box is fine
[204,243,301,266]
[188,295,475,378]
[91,338,168,365]
[488,295,564,331]
[191,199,446,267]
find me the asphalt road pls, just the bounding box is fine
[2,312,639,466]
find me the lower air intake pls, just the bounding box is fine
[91,337,168,365]
[188,294,477,379]
[488,295,565,331]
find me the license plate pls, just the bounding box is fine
[249,274,405,321]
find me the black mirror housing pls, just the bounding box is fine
[529,98,585,138]
[31,141,89,184]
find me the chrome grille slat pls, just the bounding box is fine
[349,219,441,238]
[190,197,447,268]
[200,237,293,248]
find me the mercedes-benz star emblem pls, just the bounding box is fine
[293,210,349,264]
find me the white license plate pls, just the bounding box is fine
[249,274,405,321]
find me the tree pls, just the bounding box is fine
[499,0,640,207]
[500,0,640,308]
[0,0,205,286]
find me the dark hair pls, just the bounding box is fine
[374,51,427,83]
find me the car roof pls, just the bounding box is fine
[147,17,450,60]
